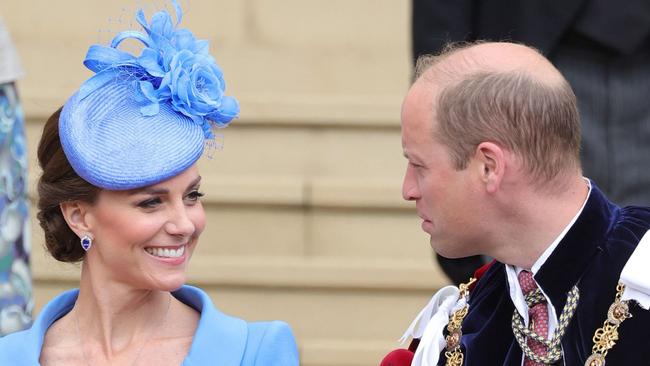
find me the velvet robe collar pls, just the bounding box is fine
[458,183,650,365]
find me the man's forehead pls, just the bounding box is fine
[402,86,436,141]
[405,77,438,112]
[402,85,428,131]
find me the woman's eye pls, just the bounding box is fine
[186,190,205,202]
[137,197,162,209]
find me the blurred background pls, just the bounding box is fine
[0,1,447,365]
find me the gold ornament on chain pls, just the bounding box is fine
[584,283,632,366]
[444,278,476,366]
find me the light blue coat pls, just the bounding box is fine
[0,285,299,365]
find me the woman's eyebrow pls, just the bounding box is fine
[186,176,202,190]
[129,187,168,195]
[128,176,202,195]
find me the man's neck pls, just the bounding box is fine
[490,176,590,269]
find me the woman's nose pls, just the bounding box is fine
[165,206,195,237]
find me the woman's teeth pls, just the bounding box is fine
[145,246,185,258]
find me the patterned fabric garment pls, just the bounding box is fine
[518,271,549,366]
[0,82,32,336]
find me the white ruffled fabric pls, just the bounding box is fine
[0,16,23,84]
[399,285,465,366]
[621,230,650,309]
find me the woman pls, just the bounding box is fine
[0,2,299,365]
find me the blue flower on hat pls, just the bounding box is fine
[78,0,239,138]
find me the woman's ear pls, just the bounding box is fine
[473,142,506,194]
[59,201,92,238]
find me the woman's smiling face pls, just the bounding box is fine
[83,165,206,291]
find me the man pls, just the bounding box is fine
[389,41,650,365]
[412,0,650,286]
[412,0,650,208]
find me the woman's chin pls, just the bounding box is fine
[146,273,188,292]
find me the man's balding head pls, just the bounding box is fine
[410,41,581,185]
[414,42,564,85]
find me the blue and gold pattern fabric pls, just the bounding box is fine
[0,82,32,336]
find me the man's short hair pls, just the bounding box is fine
[415,42,581,184]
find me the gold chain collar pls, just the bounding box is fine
[584,283,632,366]
[441,279,632,366]
[443,278,475,366]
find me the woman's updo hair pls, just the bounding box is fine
[37,108,100,262]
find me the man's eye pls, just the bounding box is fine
[186,191,205,202]
[137,197,162,208]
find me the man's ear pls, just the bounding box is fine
[473,142,506,194]
[59,201,93,238]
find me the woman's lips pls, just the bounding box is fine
[144,244,188,265]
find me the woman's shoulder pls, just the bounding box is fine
[0,289,78,365]
[242,320,299,365]
[246,319,295,342]
[0,326,28,347]
[0,326,38,364]
[175,285,299,365]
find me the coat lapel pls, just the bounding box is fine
[535,184,614,313]
[19,289,79,365]
[176,286,248,366]
[534,184,619,364]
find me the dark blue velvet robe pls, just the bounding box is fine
[441,184,650,365]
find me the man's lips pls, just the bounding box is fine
[418,213,431,222]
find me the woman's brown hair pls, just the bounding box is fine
[36,108,100,262]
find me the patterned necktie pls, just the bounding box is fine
[518,270,549,366]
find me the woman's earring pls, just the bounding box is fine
[80,234,93,251]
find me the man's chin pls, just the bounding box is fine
[429,238,474,259]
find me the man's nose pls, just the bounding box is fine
[402,164,420,201]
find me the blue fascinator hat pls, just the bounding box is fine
[59,1,239,190]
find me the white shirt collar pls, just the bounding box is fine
[505,179,591,331]
[530,179,592,274]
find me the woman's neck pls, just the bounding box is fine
[74,261,172,360]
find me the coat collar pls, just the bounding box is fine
[176,286,248,366]
[534,183,617,316]
[20,289,77,365]
[21,285,248,366]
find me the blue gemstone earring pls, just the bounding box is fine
[80,234,93,251]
